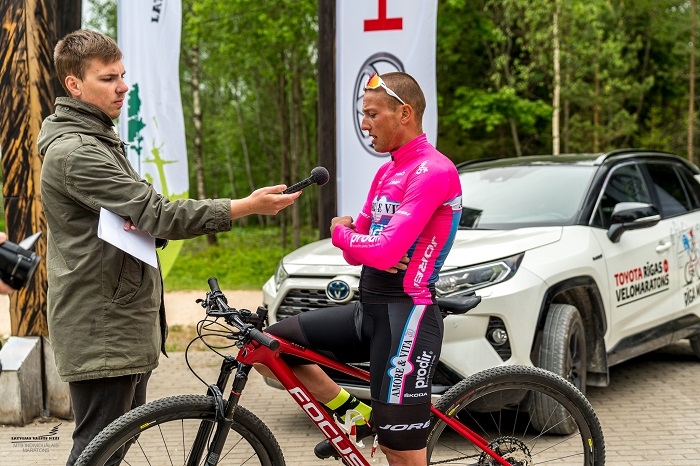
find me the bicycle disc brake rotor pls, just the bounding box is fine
[478,436,532,466]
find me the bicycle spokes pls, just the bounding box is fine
[428,366,604,465]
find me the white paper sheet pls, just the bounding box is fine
[97,208,158,269]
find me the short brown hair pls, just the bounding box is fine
[381,72,427,124]
[54,29,122,94]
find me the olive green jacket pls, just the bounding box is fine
[38,97,232,382]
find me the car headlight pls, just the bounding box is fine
[273,261,288,290]
[435,253,524,296]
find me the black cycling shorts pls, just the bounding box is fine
[266,301,444,450]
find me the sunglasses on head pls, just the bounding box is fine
[365,72,405,105]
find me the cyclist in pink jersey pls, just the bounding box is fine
[264,72,462,466]
[332,131,462,305]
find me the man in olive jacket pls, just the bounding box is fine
[38,29,300,465]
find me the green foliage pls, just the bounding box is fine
[179,0,319,200]
[163,226,318,291]
[82,0,700,187]
[450,86,551,133]
[436,0,700,160]
[83,0,117,38]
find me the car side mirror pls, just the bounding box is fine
[607,202,661,243]
[459,207,483,228]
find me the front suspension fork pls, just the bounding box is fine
[188,356,252,466]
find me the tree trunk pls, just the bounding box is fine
[0,0,58,337]
[593,64,600,152]
[552,0,561,155]
[277,70,290,249]
[624,36,652,146]
[508,118,522,157]
[317,0,337,239]
[563,99,570,153]
[254,86,276,219]
[234,89,263,227]
[591,29,602,152]
[189,44,217,244]
[226,150,244,227]
[483,23,521,157]
[291,62,303,248]
[301,96,314,229]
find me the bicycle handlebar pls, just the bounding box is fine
[248,327,280,351]
[207,276,221,292]
[206,277,280,351]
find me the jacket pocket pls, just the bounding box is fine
[111,253,143,304]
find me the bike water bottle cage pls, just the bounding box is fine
[340,410,374,448]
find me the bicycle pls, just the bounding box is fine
[75,277,605,465]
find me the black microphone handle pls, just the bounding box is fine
[283,177,315,194]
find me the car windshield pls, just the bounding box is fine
[459,164,597,229]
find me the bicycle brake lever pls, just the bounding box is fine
[209,289,228,304]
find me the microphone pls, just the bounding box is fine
[283,166,330,194]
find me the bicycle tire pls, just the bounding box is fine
[427,365,605,465]
[74,394,285,466]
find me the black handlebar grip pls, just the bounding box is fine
[208,277,221,292]
[249,328,280,351]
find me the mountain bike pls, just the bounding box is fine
[75,277,605,465]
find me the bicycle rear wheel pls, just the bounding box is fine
[74,394,285,466]
[427,365,605,465]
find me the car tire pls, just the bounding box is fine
[530,303,587,435]
[689,334,700,359]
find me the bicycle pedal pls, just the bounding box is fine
[313,418,376,460]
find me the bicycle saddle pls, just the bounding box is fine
[437,291,481,315]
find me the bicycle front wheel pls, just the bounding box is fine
[74,394,285,466]
[427,365,605,465]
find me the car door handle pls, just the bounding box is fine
[656,241,672,253]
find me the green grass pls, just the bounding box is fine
[163,226,318,291]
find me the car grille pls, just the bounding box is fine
[276,288,360,320]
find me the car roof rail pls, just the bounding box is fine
[457,150,684,169]
[455,157,500,168]
[595,148,676,164]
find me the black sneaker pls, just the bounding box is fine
[313,422,375,460]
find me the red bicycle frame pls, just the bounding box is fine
[236,334,511,466]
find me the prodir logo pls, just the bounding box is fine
[353,53,405,157]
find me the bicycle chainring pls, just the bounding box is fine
[478,436,532,466]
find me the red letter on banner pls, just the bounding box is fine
[364,0,403,31]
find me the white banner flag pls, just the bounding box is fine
[117,0,188,276]
[336,0,438,217]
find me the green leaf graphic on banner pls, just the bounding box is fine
[127,83,145,156]
[125,82,187,279]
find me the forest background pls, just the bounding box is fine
[80,0,700,289]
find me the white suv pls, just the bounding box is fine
[263,149,700,399]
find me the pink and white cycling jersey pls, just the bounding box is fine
[332,134,462,304]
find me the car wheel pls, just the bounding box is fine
[689,334,700,359]
[530,303,587,434]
